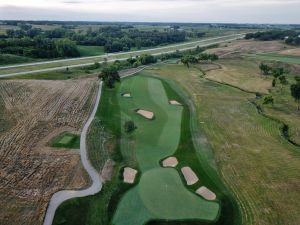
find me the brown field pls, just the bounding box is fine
[278,48,300,57]
[205,40,288,58]
[0,78,98,225]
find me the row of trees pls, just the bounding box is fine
[245,30,300,46]
[1,25,190,58]
[181,53,219,68]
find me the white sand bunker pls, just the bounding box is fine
[169,100,182,106]
[123,167,138,184]
[162,157,178,167]
[196,186,216,201]
[136,109,154,120]
[122,93,131,98]
[181,166,199,185]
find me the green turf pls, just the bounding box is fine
[113,75,220,225]
[245,53,300,64]
[77,45,105,57]
[0,54,36,65]
[52,73,240,225]
[50,132,80,149]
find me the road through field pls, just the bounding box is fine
[43,67,147,225]
[0,34,244,77]
[43,81,103,225]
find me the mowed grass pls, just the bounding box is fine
[50,132,80,149]
[0,54,36,65]
[245,53,300,64]
[113,75,220,225]
[152,63,300,225]
[77,45,105,57]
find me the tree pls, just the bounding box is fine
[259,63,271,75]
[54,38,79,57]
[279,75,288,85]
[181,55,198,68]
[290,82,300,110]
[272,78,276,87]
[263,95,274,105]
[124,121,136,133]
[272,67,284,78]
[99,65,120,88]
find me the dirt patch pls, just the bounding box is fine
[169,100,182,106]
[181,167,199,185]
[136,109,154,120]
[0,78,97,225]
[205,40,288,58]
[162,157,178,167]
[278,48,300,57]
[122,93,131,98]
[123,167,138,184]
[101,159,116,183]
[196,186,216,201]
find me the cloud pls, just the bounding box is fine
[0,0,300,23]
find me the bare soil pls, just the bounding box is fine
[278,48,300,57]
[205,40,288,58]
[0,78,98,225]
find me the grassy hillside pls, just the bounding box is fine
[153,62,300,225]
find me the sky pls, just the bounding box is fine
[0,0,300,24]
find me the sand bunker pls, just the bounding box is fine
[162,157,178,167]
[196,186,216,201]
[181,167,199,185]
[136,109,154,120]
[123,167,138,184]
[122,93,131,98]
[169,100,182,106]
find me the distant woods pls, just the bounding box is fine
[0,23,193,59]
[245,30,300,46]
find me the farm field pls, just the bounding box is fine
[0,78,98,225]
[53,73,239,225]
[151,62,300,225]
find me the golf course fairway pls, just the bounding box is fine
[112,75,220,225]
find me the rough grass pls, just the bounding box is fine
[245,53,300,65]
[0,54,36,65]
[152,63,300,225]
[77,45,105,57]
[50,132,80,149]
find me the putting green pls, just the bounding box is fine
[112,75,220,225]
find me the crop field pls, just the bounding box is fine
[0,78,98,225]
[50,132,80,149]
[152,62,300,225]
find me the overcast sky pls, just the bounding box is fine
[0,0,300,24]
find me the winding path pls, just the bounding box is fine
[43,81,103,225]
[43,66,148,225]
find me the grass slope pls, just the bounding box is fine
[153,62,300,225]
[245,53,300,64]
[77,45,105,57]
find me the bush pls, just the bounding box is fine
[124,121,136,133]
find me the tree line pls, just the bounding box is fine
[245,30,300,46]
[0,24,190,59]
